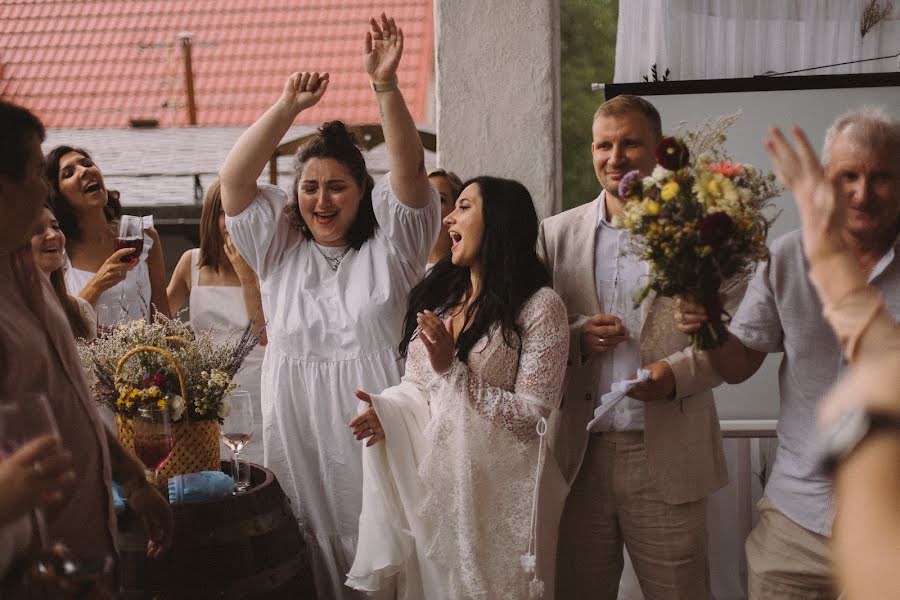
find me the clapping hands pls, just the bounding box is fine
[364,13,403,83]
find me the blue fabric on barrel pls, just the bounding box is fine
[168,471,236,504]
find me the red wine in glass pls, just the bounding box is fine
[113,236,143,263]
[134,433,174,473]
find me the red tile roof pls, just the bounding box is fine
[1,1,433,128]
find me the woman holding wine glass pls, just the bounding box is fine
[0,100,173,593]
[44,145,171,326]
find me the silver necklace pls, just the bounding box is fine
[313,242,350,272]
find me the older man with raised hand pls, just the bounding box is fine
[676,107,900,599]
[538,95,742,599]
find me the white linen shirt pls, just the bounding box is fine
[729,230,900,535]
[592,191,649,432]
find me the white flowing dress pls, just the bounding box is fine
[347,288,571,600]
[226,174,439,599]
[187,249,266,466]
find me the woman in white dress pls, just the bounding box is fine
[347,177,571,600]
[28,205,96,341]
[44,145,170,328]
[219,14,440,599]
[167,180,267,465]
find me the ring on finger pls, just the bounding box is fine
[32,462,43,475]
[597,336,606,344]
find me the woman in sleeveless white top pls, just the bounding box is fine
[219,22,440,598]
[45,145,170,329]
[174,248,266,465]
[64,225,154,328]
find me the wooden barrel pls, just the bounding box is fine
[117,462,316,599]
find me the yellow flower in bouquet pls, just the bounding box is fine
[613,118,780,350]
[78,315,260,422]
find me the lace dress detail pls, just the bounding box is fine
[414,287,568,599]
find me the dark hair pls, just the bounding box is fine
[0,100,46,181]
[198,180,226,270]
[594,95,663,140]
[285,121,376,250]
[399,176,550,362]
[44,145,122,243]
[49,268,92,340]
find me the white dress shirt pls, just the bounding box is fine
[592,191,649,432]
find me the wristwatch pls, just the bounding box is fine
[816,407,900,476]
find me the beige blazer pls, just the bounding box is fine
[537,197,743,505]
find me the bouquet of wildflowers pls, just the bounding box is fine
[78,314,259,422]
[614,116,780,350]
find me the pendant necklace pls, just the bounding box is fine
[313,242,351,272]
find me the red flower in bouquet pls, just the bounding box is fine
[655,136,690,170]
[710,161,743,177]
[699,212,734,246]
[612,115,780,350]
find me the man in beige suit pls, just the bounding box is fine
[537,95,741,599]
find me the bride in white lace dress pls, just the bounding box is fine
[347,176,570,600]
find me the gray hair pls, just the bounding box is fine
[822,106,900,166]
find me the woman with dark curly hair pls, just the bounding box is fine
[44,145,170,327]
[219,14,439,598]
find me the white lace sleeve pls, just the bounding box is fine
[442,288,569,440]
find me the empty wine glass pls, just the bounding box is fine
[132,406,174,487]
[220,390,254,493]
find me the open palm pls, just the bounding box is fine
[765,126,847,259]
[364,13,403,82]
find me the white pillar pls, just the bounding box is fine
[434,0,562,219]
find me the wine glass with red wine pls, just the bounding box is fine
[133,406,174,487]
[115,215,144,264]
[220,390,254,493]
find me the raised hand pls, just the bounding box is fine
[279,71,330,114]
[364,13,404,83]
[580,313,628,355]
[764,126,846,261]
[349,390,385,447]
[417,310,455,374]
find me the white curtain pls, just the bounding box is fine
[615,0,900,82]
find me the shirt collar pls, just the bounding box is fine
[596,190,618,231]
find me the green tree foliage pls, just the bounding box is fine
[560,0,618,210]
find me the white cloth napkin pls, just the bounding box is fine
[586,369,650,432]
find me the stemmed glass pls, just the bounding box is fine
[220,390,254,494]
[0,394,114,591]
[132,406,174,487]
[115,216,144,264]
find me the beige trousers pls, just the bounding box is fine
[746,496,837,600]
[556,432,710,600]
